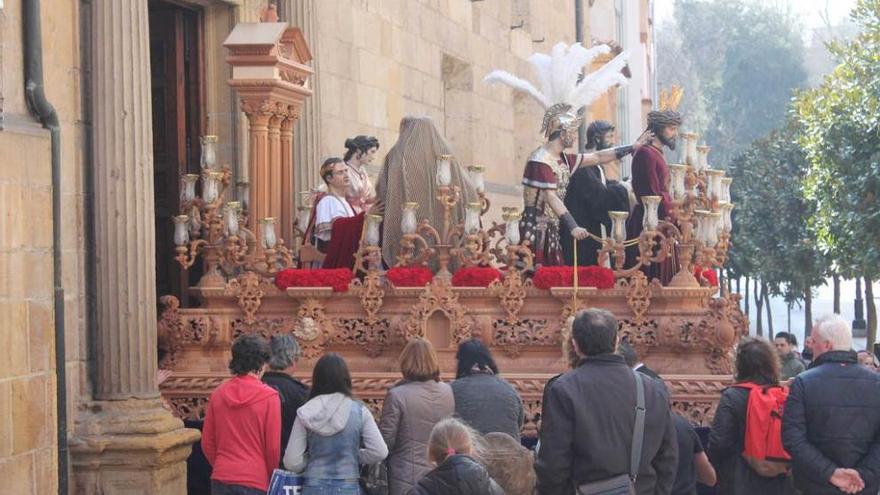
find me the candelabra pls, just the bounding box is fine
[487,207,534,271]
[596,196,677,276]
[666,133,734,286]
[395,155,492,277]
[173,136,294,287]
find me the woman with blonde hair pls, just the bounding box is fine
[408,417,503,495]
[380,338,455,494]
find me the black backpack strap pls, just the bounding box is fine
[630,370,646,482]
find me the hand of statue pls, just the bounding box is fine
[830,468,864,493]
[635,129,654,148]
[571,227,589,240]
[604,162,621,182]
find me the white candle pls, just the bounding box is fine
[173,215,190,246]
[468,166,486,194]
[642,196,662,231]
[261,218,277,249]
[436,154,452,187]
[505,212,521,245]
[464,202,482,234]
[609,211,629,243]
[366,214,382,246]
[401,202,419,235]
[224,202,240,236]
[200,135,218,170]
[668,164,687,201]
[180,174,199,202]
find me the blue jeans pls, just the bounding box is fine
[302,479,361,495]
[211,480,266,495]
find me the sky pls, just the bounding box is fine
[654,0,858,31]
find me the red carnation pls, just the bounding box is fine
[452,266,503,287]
[385,266,434,287]
[533,266,616,289]
[692,265,718,287]
[274,268,353,292]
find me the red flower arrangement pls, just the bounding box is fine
[274,268,353,292]
[532,266,616,290]
[385,266,434,287]
[452,266,503,287]
[693,265,719,287]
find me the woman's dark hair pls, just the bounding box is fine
[343,135,379,162]
[309,353,353,399]
[735,337,780,386]
[320,157,344,185]
[455,339,499,378]
[229,334,271,375]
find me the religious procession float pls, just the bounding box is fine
[158,21,746,437]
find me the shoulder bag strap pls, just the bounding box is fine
[630,370,646,482]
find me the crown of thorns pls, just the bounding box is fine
[647,110,683,127]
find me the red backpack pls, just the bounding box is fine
[732,382,791,477]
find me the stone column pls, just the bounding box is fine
[268,112,284,229]
[71,1,198,492]
[279,0,322,192]
[243,100,273,248]
[280,108,296,244]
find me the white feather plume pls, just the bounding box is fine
[568,49,630,109]
[484,42,630,112]
[483,70,550,108]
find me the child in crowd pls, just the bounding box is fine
[408,418,503,495]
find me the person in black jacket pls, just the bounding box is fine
[535,308,678,495]
[408,417,503,495]
[708,337,793,495]
[261,334,309,466]
[782,314,880,495]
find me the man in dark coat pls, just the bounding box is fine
[782,314,880,495]
[535,309,678,494]
[261,335,309,465]
[561,120,631,266]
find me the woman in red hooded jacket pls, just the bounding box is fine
[202,334,281,494]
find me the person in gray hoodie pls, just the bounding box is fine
[284,353,388,494]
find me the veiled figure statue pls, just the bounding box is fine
[372,116,479,268]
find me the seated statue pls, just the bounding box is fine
[372,116,478,268]
[305,157,364,269]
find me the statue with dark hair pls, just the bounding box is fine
[342,135,379,213]
[561,120,631,266]
[625,93,684,285]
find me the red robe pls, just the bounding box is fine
[626,145,676,284]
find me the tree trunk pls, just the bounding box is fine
[867,276,877,353]
[787,302,792,332]
[755,278,764,337]
[764,283,774,335]
[833,274,841,314]
[736,276,741,295]
[804,286,813,340]
[745,276,751,319]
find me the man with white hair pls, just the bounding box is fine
[782,314,880,495]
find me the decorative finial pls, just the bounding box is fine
[659,85,684,112]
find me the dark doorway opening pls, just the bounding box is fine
[149,0,205,304]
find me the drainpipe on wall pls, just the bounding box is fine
[575,0,586,152]
[22,1,67,494]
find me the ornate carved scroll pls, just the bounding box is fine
[401,278,474,345]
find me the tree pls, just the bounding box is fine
[728,123,828,336]
[795,0,880,348]
[661,0,808,167]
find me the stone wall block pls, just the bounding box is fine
[12,375,49,454]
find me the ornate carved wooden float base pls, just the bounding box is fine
[159,271,747,436]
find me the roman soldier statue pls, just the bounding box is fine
[484,43,649,266]
[626,89,683,284]
[561,120,631,266]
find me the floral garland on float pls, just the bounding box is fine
[274,268,354,292]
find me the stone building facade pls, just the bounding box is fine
[0,0,653,492]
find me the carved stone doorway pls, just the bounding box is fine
[149,0,206,304]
